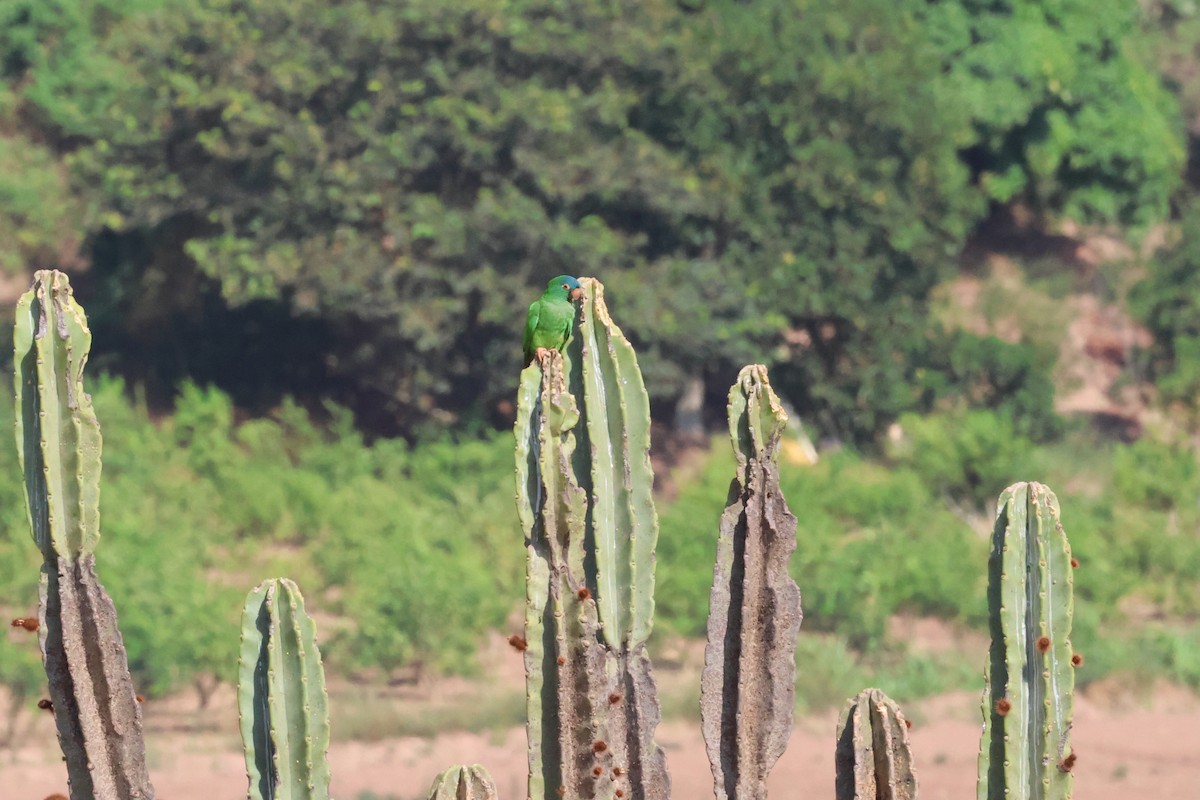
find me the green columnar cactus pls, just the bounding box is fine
[514,278,668,800]
[569,279,658,649]
[427,764,500,800]
[13,270,154,800]
[835,688,918,800]
[238,578,332,800]
[978,482,1077,800]
[700,365,803,800]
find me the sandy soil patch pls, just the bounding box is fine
[1,686,1196,800]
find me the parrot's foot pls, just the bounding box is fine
[534,347,554,363]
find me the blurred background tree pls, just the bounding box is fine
[3,0,1200,701]
[2,0,1182,442]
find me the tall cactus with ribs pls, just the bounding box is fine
[238,577,332,800]
[515,278,669,800]
[700,366,802,800]
[13,270,154,800]
[978,482,1077,800]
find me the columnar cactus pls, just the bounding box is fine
[700,365,803,800]
[13,270,154,800]
[835,688,918,800]
[978,482,1077,800]
[238,578,332,800]
[427,764,500,800]
[514,278,668,800]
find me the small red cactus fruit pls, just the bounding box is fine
[136,694,145,703]
[613,766,624,777]
[577,587,591,601]
[44,794,68,800]
[1036,636,1051,653]
[615,791,624,798]
[557,656,566,666]
[1070,557,1079,568]
[592,739,608,753]
[592,766,603,777]
[508,635,528,652]
[1071,653,1084,667]
[11,617,38,632]
[995,698,1012,716]
[904,718,912,729]
[556,786,565,797]
[37,698,53,713]
[1058,752,1077,772]
[608,692,622,704]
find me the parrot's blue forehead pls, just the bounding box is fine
[547,275,582,290]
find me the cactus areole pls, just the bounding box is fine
[515,278,670,800]
[978,482,1076,800]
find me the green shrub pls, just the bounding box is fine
[1132,201,1200,410]
[920,331,1061,443]
[1112,437,1200,511]
[888,408,1035,510]
[0,376,523,699]
[656,446,986,650]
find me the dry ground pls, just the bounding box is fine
[2,664,1197,800]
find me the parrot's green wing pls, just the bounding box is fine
[523,300,541,364]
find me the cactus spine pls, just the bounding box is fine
[700,365,803,800]
[978,482,1076,800]
[515,278,668,800]
[13,270,154,800]
[238,578,332,800]
[427,764,500,800]
[835,688,918,800]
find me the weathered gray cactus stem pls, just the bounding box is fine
[514,278,668,800]
[427,764,500,800]
[700,365,803,800]
[978,482,1076,800]
[14,270,154,800]
[835,688,918,800]
[238,578,332,800]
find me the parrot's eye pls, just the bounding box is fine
[562,283,570,290]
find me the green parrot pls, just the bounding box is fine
[523,275,584,365]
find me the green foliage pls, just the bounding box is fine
[657,446,986,650]
[1112,437,1199,510]
[1,0,1170,443]
[309,429,519,675]
[923,331,1061,442]
[0,0,160,269]
[0,376,522,699]
[920,0,1184,224]
[1131,202,1200,410]
[0,135,82,273]
[888,409,1035,509]
[660,423,1200,688]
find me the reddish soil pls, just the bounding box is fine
[2,685,1196,799]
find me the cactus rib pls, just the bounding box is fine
[573,278,658,650]
[835,688,918,800]
[515,278,669,800]
[238,578,332,800]
[700,365,803,800]
[427,764,500,799]
[15,270,153,800]
[978,482,1075,800]
[14,269,101,560]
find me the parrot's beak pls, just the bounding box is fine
[569,287,584,302]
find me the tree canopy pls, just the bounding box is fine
[0,0,1186,442]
